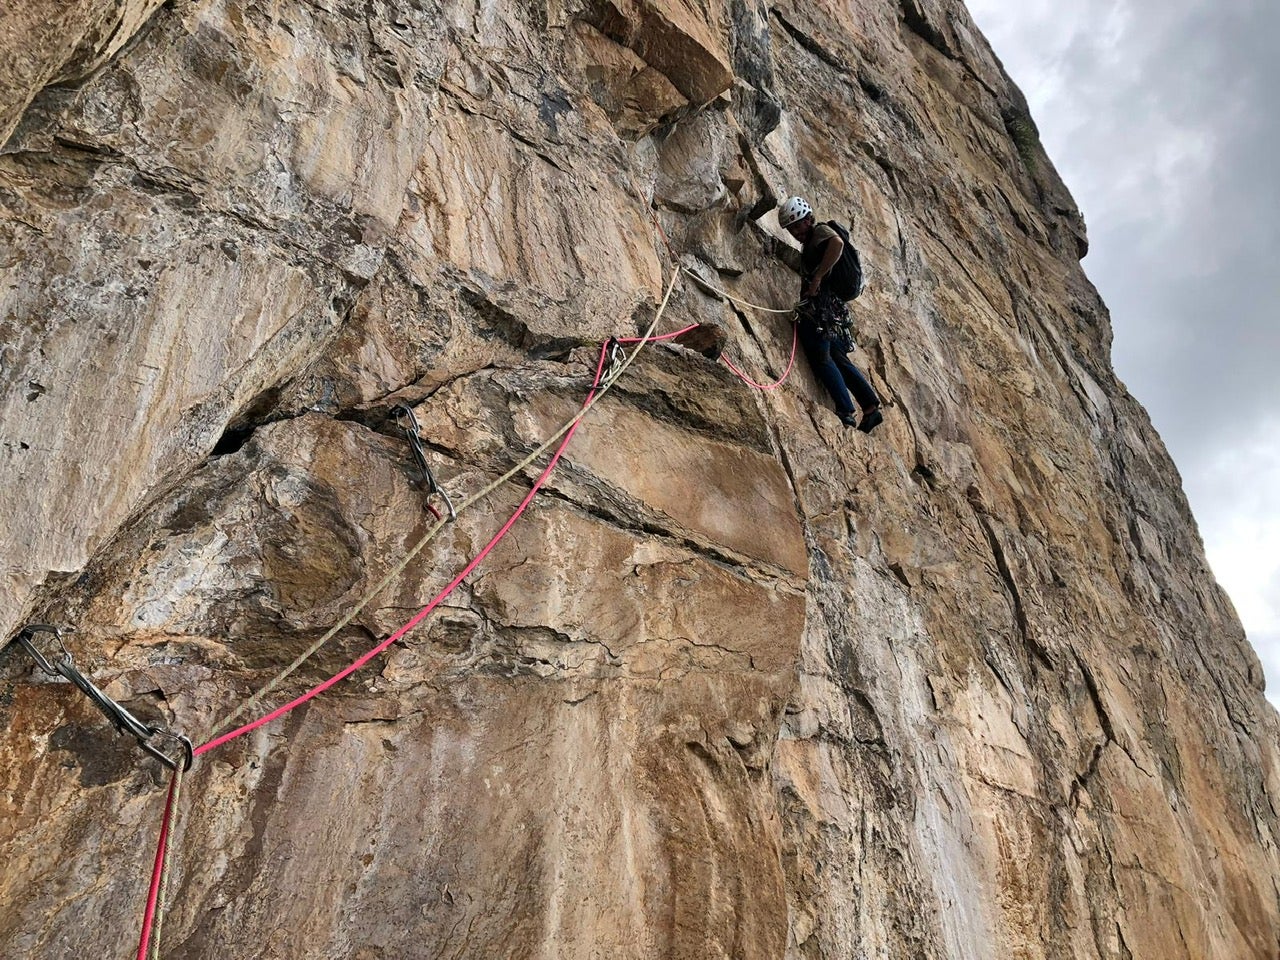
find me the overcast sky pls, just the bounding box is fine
[965,0,1280,706]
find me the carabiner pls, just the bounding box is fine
[140,730,195,773]
[393,403,456,520]
[7,624,194,773]
[602,337,627,384]
[13,623,67,675]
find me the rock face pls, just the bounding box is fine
[1,0,1277,957]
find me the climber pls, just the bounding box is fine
[774,196,883,433]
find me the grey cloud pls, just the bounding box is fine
[1017,0,1280,468]
[968,0,1280,704]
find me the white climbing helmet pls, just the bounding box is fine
[778,195,813,228]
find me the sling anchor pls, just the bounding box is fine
[8,624,193,772]
[393,403,456,520]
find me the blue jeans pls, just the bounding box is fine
[798,319,880,417]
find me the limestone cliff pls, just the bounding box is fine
[2,0,1278,957]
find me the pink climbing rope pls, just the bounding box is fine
[135,316,799,956]
[720,322,798,391]
[135,323,698,958]
[628,320,799,393]
[136,771,179,960]
[197,384,599,753]
[194,338,653,757]
[196,329,701,755]
[618,324,698,345]
[190,327,782,754]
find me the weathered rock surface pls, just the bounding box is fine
[1,0,1277,958]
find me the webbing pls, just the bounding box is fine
[136,272,685,959]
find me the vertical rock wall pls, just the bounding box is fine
[1,0,1277,957]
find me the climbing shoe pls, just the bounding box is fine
[839,412,859,427]
[857,409,884,433]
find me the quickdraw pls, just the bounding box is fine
[9,624,193,772]
[392,403,456,520]
[601,337,627,384]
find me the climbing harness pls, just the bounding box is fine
[392,403,456,520]
[8,624,192,772]
[799,293,856,354]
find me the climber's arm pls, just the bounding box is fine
[776,241,804,275]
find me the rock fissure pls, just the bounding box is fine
[1070,741,1106,810]
[1186,627,1254,740]
[340,710,424,727]
[968,492,1055,672]
[899,0,954,59]
[534,482,804,592]
[1073,652,1114,741]
[769,9,850,75]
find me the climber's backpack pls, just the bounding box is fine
[822,221,865,301]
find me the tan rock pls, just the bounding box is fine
[566,20,689,140]
[1,0,1277,958]
[0,0,166,144]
